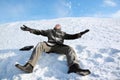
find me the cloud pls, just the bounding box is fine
[103,0,117,7]
[65,1,72,9]
[92,13,107,18]
[54,0,72,17]
[112,10,120,18]
[91,10,120,18]
[91,12,111,18]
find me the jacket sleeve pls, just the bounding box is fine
[64,32,82,40]
[30,29,48,36]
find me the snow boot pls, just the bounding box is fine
[15,63,33,73]
[68,63,91,76]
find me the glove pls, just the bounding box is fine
[80,29,90,35]
[20,25,32,31]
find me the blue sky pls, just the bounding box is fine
[0,0,120,24]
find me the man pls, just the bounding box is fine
[15,24,91,76]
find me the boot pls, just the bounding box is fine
[68,63,91,76]
[15,63,33,73]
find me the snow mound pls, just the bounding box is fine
[0,17,120,80]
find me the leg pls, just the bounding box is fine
[50,45,78,66]
[28,42,51,67]
[50,45,91,76]
[15,42,51,73]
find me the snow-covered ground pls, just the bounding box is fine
[0,17,120,80]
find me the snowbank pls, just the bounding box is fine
[0,17,120,80]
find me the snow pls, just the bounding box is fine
[0,17,120,80]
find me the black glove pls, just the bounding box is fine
[80,29,90,35]
[20,25,32,31]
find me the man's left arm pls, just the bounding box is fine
[64,29,90,39]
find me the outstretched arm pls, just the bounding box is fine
[64,29,89,39]
[20,25,48,36]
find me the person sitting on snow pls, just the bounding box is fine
[15,24,91,76]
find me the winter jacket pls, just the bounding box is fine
[30,29,82,46]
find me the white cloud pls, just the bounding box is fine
[103,0,117,7]
[91,10,120,18]
[66,1,72,9]
[112,10,120,18]
[91,12,111,18]
[93,13,106,17]
[54,0,72,17]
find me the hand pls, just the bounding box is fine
[20,25,31,31]
[80,29,90,35]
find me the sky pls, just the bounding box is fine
[0,0,120,24]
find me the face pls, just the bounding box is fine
[54,24,61,30]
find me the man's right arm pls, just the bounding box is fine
[20,25,48,36]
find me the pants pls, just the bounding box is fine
[28,42,78,67]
